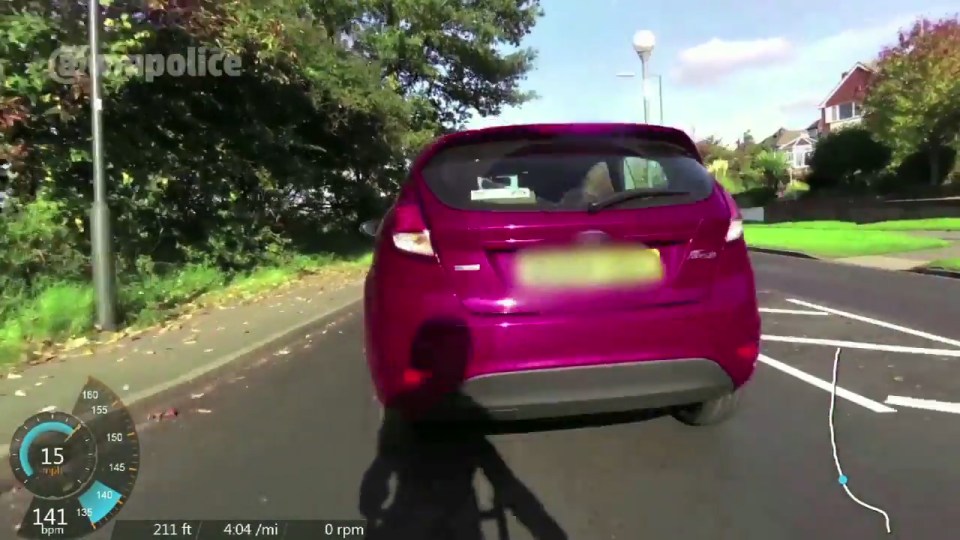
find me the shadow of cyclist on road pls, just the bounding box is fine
[359,316,567,540]
[359,410,568,540]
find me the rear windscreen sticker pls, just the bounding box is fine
[477,175,519,190]
[470,187,535,202]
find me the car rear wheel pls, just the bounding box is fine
[672,389,740,426]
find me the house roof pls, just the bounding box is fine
[779,134,815,149]
[767,128,805,147]
[807,119,819,131]
[817,62,877,109]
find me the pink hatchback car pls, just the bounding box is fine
[361,123,760,426]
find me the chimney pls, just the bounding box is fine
[841,71,848,79]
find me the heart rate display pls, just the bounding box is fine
[9,377,140,538]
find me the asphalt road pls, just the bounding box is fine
[4,254,960,540]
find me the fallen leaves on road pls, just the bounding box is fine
[203,348,214,353]
[62,336,90,351]
[275,348,290,356]
[14,390,26,397]
[148,407,179,421]
[196,408,212,414]
[39,405,56,413]
[183,339,197,345]
[6,373,22,379]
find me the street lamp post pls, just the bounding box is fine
[632,30,656,124]
[618,72,664,124]
[88,0,117,330]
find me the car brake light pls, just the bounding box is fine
[720,187,744,242]
[726,217,744,242]
[390,189,435,256]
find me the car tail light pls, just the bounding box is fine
[390,188,435,256]
[719,187,744,242]
[735,342,759,362]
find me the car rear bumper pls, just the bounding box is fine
[423,358,734,421]
[364,255,760,416]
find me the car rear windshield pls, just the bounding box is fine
[419,135,715,212]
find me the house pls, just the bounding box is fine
[817,62,876,134]
[762,125,817,171]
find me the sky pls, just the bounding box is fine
[466,0,956,145]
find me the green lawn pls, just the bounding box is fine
[928,258,960,271]
[861,218,960,231]
[750,220,860,230]
[754,218,960,231]
[744,226,949,258]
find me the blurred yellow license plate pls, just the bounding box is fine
[516,246,663,288]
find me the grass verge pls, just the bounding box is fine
[861,218,960,231]
[744,226,949,258]
[753,218,960,231]
[927,258,960,271]
[0,251,372,368]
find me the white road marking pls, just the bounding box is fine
[758,353,897,413]
[786,298,960,348]
[759,308,828,316]
[760,335,960,357]
[884,395,960,414]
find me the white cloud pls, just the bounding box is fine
[779,96,822,116]
[673,37,794,86]
[672,10,950,142]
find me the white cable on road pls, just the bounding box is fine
[829,347,892,535]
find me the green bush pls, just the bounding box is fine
[733,187,778,208]
[895,145,957,186]
[0,199,87,318]
[717,175,744,194]
[807,127,892,191]
[753,150,790,189]
[781,180,810,200]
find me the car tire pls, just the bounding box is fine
[672,390,740,426]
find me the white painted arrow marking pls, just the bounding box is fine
[884,395,960,414]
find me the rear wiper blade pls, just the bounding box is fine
[587,189,688,213]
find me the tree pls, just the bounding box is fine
[863,16,960,185]
[753,150,790,189]
[728,130,765,189]
[695,136,734,164]
[322,0,543,130]
[0,0,544,317]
